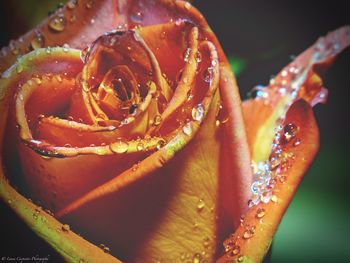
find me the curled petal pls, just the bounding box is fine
[217,100,319,262]
[218,25,350,262]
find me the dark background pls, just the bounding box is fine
[0,1,349,262]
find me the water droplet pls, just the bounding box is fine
[34,78,41,85]
[9,40,19,55]
[70,14,77,23]
[183,122,192,136]
[195,51,202,63]
[192,104,204,122]
[202,67,215,83]
[156,139,166,150]
[131,11,144,24]
[256,208,266,218]
[283,123,298,143]
[30,33,45,49]
[184,2,192,10]
[49,14,66,32]
[279,175,287,183]
[137,142,144,151]
[271,195,278,203]
[99,244,110,253]
[110,139,129,153]
[45,47,52,54]
[67,0,77,9]
[249,85,268,99]
[237,255,244,262]
[103,246,110,253]
[160,31,166,39]
[62,224,70,232]
[203,237,210,248]
[63,43,70,52]
[16,64,23,74]
[197,199,205,211]
[243,229,254,239]
[260,192,271,203]
[281,70,288,77]
[183,48,191,62]
[153,115,162,126]
[293,138,301,147]
[192,253,201,263]
[86,0,93,9]
[55,75,63,82]
[129,104,138,115]
[229,245,240,256]
[131,163,139,172]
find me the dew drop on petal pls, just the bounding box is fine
[195,51,202,63]
[49,14,66,32]
[110,139,129,153]
[67,0,77,9]
[153,115,162,126]
[183,48,191,62]
[63,43,70,52]
[203,237,210,248]
[279,175,287,183]
[183,122,192,136]
[16,64,23,74]
[184,1,192,10]
[62,224,70,232]
[243,230,254,239]
[99,244,110,253]
[70,14,77,23]
[192,104,204,122]
[192,253,201,263]
[256,208,266,218]
[136,142,144,151]
[293,138,301,147]
[130,11,144,24]
[160,31,166,39]
[86,0,93,9]
[197,199,205,211]
[271,195,278,203]
[237,255,244,262]
[80,46,90,64]
[260,192,271,203]
[249,85,268,99]
[30,33,45,50]
[283,123,298,143]
[202,67,215,83]
[156,139,166,150]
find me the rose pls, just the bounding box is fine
[1,1,253,261]
[0,1,349,262]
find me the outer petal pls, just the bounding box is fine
[0,50,121,263]
[217,26,350,262]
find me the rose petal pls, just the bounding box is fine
[0,49,122,262]
[217,100,319,262]
[218,26,350,262]
[243,25,350,162]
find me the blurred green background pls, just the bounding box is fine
[0,1,349,262]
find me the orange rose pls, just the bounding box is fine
[0,1,349,262]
